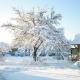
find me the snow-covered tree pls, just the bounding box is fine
[72,33,80,44]
[2,8,70,61]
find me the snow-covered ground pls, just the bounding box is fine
[0,56,80,80]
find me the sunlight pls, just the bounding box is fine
[0,27,14,44]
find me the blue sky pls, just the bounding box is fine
[0,0,80,40]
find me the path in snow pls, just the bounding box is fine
[0,66,80,80]
[2,71,55,80]
[0,73,6,80]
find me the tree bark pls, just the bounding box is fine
[33,38,43,62]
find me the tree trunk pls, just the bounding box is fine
[33,38,43,62]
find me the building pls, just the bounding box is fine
[71,36,80,61]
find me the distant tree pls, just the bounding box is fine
[10,48,18,56]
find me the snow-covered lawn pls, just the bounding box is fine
[0,56,80,80]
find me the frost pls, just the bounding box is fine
[2,8,70,60]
